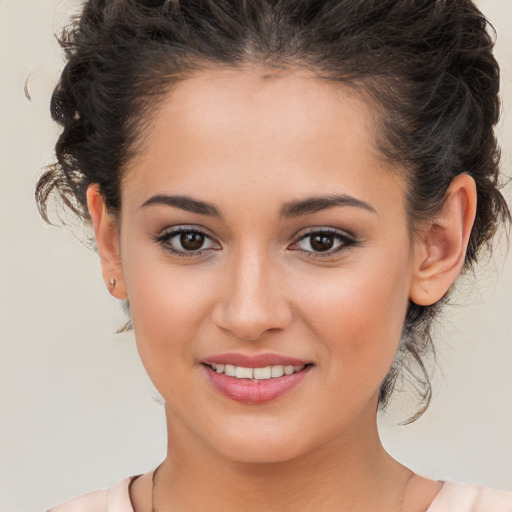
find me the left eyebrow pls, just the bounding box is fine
[280,194,377,218]
[140,194,221,217]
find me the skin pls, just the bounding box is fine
[88,67,477,511]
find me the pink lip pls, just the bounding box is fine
[202,353,312,404]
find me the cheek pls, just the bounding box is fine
[296,254,411,385]
[123,257,216,386]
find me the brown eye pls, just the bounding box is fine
[292,229,358,258]
[155,227,220,257]
[180,232,205,251]
[310,234,335,252]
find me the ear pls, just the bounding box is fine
[409,174,477,306]
[86,184,128,300]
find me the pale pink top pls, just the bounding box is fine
[47,476,512,512]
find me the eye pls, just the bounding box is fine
[154,227,220,257]
[290,228,359,258]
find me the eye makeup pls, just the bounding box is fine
[153,225,361,260]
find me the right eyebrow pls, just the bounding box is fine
[280,193,377,218]
[140,194,221,217]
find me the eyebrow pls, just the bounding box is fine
[140,193,376,218]
[280,194,377,218]
[140,194,221,216]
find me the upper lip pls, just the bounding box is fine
[202,352,310,368]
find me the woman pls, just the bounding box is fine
[39,0,511,510]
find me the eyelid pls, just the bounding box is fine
[153,225,221,257]
[294,226,356,242]
[153,225,359,259]
[289,227,360,258]
[156,223,217,239]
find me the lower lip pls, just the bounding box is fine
[203,365,311,404]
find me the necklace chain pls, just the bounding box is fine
[151,463,413,512]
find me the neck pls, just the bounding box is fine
[152,404,411,512]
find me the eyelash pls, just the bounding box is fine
[154,227,360,259]
[153,227,220,258]
[292,228,360,259]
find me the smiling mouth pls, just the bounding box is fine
[203,362,313,404]
[207,363,308,380]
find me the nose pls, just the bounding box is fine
[212,248,293,342]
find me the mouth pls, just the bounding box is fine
[206,363,307,380]
[201,355,313,404]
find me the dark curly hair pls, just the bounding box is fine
[36,0,510,422]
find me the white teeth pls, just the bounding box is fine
[224,364,236,377]
[210,363,306,380]
[284,365,295,375]
[235,366,253,379]
[271,365,284,378]
[253,366,272,380]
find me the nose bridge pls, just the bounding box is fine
[214,243,291,341]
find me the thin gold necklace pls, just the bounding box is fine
[151,463,414,512]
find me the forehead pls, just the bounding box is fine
[123,67,404,214]
[141,66,376,155]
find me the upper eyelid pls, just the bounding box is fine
[293,227,356,241]
[290,228,359,253]
[157,225,219,243]
[156,225,353,237]
[154,226,217,245]
[155,225,356,250]
[157,224,215,236]
[155,228,220,258]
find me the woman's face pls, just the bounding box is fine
[118,68,416,463]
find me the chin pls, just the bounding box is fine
[203,417,325,465]
[216,438,306,465]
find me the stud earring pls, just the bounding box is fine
[109,278,117,291]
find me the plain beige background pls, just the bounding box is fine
[0,1,511,510]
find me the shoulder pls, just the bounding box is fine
[46,476,136,512]
[47,488,108,512]
[428,481,512,512]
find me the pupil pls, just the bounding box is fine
[180,232,204,250]
[311,234,334,252]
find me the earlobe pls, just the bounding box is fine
[409,174,477,306]
[86,184,128,300]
